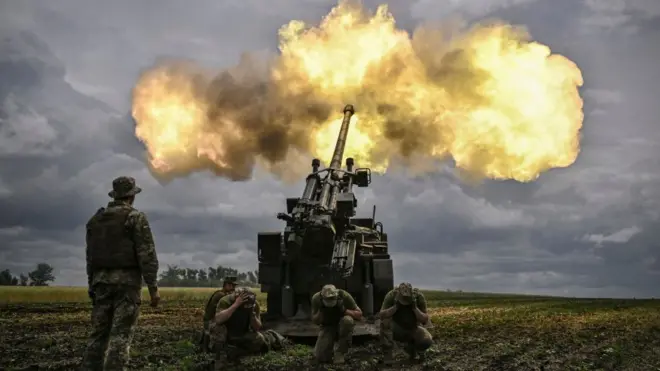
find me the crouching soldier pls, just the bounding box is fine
[211,287,284,369]
[378,282,433,364]
[311,284,363,364]
[200,276,237,352]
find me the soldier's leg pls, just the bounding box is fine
[334,315,355,363]
[313,327,337,363]
[81,286,114,371]
[235,331,270,355]
[411,325,434,359]
[104,287,141,371]
[389,323,420,360]
[379,318,395,364]
[209,323,229,370]
[201,319,212,352]
[261,329,288,351]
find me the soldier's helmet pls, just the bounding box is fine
[395,282,414,305]
[320,284,339,307]
[235,287,256,309]
[108,176,142,199]
[222,275,237,287]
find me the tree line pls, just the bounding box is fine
[0,263,56,286]
[1,263,259,288]
[158,265,259,288]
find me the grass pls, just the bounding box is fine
[0,286,232,304]
[1,286,659,370]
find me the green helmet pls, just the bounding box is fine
[235,287,256,309]
[395,282,414,305]
[320,284,340,307]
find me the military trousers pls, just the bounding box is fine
[209,323,270,358]
[314,315,355,362]
[379,318,433,354]
[81,284,141,371]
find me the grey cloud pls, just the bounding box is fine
[410,0,540,21]
[580,0,660,34]
[1,0,659,297]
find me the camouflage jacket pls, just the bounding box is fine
[86,200,159,290]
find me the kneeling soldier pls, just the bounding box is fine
[200,276,237,352]
[311,284,363,364]
[378,282,433,364]
[211,287,270,369]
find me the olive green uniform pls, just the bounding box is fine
[310,287,359,363]
[379,285,433,358]
[211,291,288,369]
[81,177,159,371]
[200,277,237,352]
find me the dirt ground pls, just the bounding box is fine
[1,291,659,370]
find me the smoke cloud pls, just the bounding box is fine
[132,0,583,183]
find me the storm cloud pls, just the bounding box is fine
[0,0,658,297]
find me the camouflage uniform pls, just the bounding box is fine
[379,282,433,362]
[81,176,159,371]
[212,288,277,369]
[311,284,359,364]
[200,276,237,352]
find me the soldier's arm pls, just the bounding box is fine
[250,301,262,331]
[342,291,362,320]
[215,295,241,324]
[310,293,323,325]
[377,291,398,319]
[130,211,159,294]
[413,291,429,324]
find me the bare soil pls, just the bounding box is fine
[1,293,659,370]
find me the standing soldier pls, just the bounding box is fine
[310,284,363,365]
[200,275,238,352]
[211,287,276,369]
[378,282,433,364]
[81,176,160,371]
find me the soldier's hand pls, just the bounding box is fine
[150,289,160,308]
[234,292,249,306]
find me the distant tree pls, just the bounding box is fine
[0,269,12,285]
[19,274,28,286]
[157,264,259,288]
[208,267,217,280]
[28,263,55,286]
[198,270,207,281]
[0,269,20,286]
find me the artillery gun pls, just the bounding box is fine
[257,104,394,337]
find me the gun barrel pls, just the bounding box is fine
[329,105,355,169]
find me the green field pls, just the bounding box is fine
[1,286,659,370]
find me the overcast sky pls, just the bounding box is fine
[1,0,658,298]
